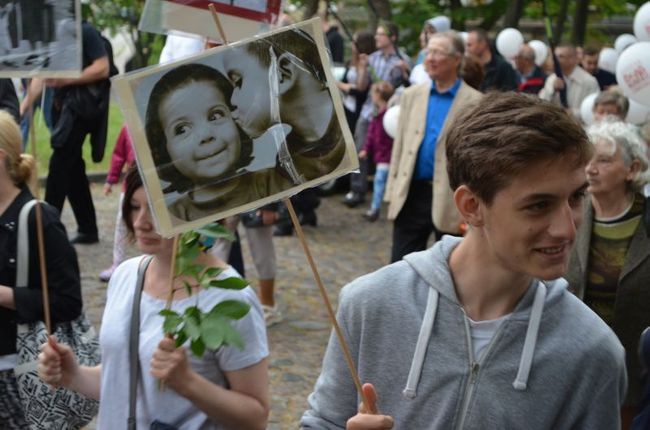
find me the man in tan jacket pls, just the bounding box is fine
[386,31,481,262]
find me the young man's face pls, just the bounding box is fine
[465,32,486,58]
[221,48,273,139]
[478,157,588,281]
[581,54,599,75]
[374,26,391,50]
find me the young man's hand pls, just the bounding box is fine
[346,383,394,429]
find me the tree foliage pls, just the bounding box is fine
[289,0,644,58]
[83,0,164,71]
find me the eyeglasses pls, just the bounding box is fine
[427,49,453,58]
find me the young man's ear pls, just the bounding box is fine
[454,185,484,228]
[276,52,298,95]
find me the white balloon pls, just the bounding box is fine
[495,28,524,59]
[633,2,650,41]
[598,48,619,74]
[626,98,650,124]
[616,41,650,107]
[580,92,599,126]
[382,106,400,139]
[614,33,637,53]
[528,40,548,67]
[459,31,469,44]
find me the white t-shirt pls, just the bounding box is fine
[468,314,510,361]
[97,256,268,430]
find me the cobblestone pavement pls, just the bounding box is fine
[59,183,392,429]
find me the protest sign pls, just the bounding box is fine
[113,18,357,237]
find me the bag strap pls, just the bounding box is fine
[16,199,39,288]
[128,255,153,430]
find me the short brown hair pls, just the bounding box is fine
[446,92,592,204]
[371,81,394,102]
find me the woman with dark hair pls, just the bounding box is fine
[145,63,292,224]
[39,165,270,429]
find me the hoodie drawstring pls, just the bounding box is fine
[403,287,439,399]
[512,282,547,391]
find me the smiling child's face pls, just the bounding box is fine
[159,80,241,184]
[221,49,273,139]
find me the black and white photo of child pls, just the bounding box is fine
[145,63,294,225]
[114,19,356,236]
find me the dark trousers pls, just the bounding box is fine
[390,181,442,263]
[45,120,98,236]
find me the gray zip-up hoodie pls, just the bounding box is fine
[301,236,627,429]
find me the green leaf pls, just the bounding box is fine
[200,312,226,349]
[182,232,199,247]
[159,309,179,317]
[183,281,194,296]
[209,277,248,290]
[211,300,250,320]
[190,337,206,357]
[203,267,223,278]
[195,224,235,241]
[162,315,182,334]
[223,323,245,350]
[183,313,201,340]
[175,330,188,348]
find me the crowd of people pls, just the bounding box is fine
[0,9,648,430]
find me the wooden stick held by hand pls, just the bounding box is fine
[283,198,376,414]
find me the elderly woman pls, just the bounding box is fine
[566,120,650,428]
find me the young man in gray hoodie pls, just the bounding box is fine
[301,92,627,429]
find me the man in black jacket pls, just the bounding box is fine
[467,28,518,92]
[23,22,110,244]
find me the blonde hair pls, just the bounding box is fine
[0,111,36,189]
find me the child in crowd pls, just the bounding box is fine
[359,81,395,222]
[99,125,135,282]
[144,63,292,224]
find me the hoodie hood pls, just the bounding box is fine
[401,235,569,398]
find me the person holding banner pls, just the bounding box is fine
[302,93,626,429]
[221,28,345,184]
[39,166,270,430]
[0,111,82,429]
[539,43,599,119]
[145,63,293,223]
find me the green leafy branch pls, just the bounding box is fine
[159,223,251,357]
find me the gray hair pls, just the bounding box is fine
[593,90,630,118]
[430,30,465,58]
[587,120,650,191]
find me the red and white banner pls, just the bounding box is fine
[140,0,284,43]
